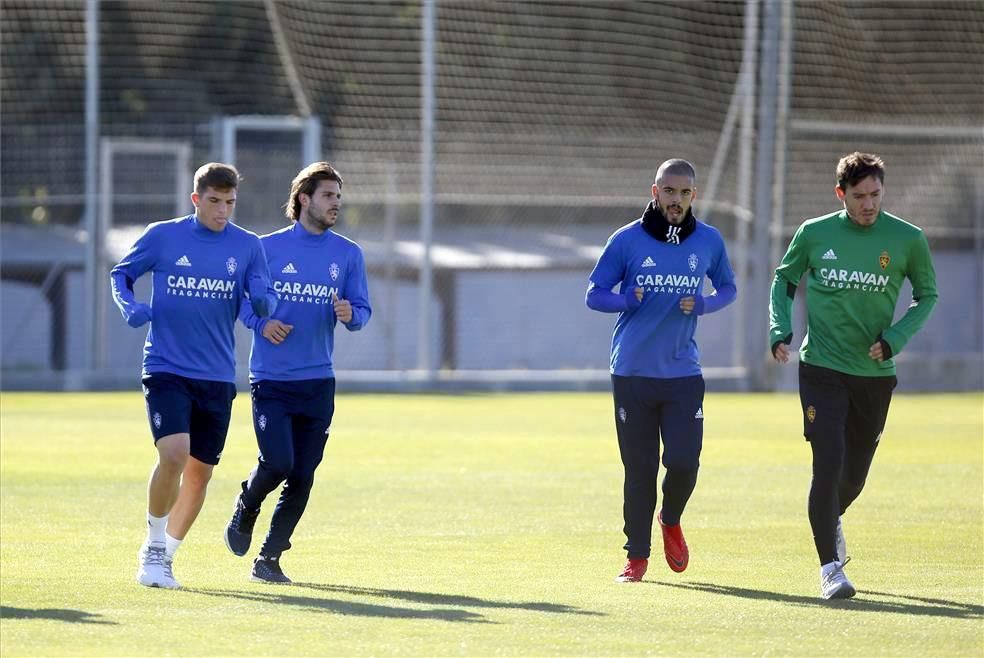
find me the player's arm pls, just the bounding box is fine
[245,238,278,318]
[679,283,736,316]
[336,247,372,331]
[875,231,939,359]
[769,224,810,362]
[238,296,269,332]
[681,234,737,316]
[110,225,157,328]
[585,236,642,313]
[239,301,293,344]
[586,283,643,312]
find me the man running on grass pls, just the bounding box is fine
[112,162,277,589]
[586,158,737,582]
[769,152,938,600]
[225,162,371,584]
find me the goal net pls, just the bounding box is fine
[1,1,981,389]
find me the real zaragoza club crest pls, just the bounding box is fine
[879,250,890,269]
[806,405,816,423]
[329,262,340,281]
[226,257,238,275]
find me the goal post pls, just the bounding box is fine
[2,0,981,391]
[90,138,192,369]
[213,115,321,170]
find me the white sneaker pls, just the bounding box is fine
[136,543,168,588]
[820,560,856,600]
[835,517,849,563]
[161,553,181,589]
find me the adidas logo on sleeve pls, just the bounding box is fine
[175,255,192,267]
[281,262,298,274]
[641,256,657,268]
[822,249,838,260]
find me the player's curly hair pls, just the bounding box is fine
[836,152,885,190]
[193,162,240,195]
[285,162,344,221]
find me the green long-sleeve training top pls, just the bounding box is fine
[769,209,938,377]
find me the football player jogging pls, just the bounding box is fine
[224,162,371,584]
[769,152,938,600]
[586,159,737,582]
[111,162,277,589]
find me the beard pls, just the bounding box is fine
[659,203,686,225]
[306,207,336,231]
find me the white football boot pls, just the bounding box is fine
[136,542,169,588]
[820,560,856,600]
[160,553,181,589]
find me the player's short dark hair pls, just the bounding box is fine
[836,152,885,190]
[285,162,344,221]
[655,158,697,184]
[193,162,240,195]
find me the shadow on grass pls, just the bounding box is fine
[0,606,117,625]
[292,582,605,616]
[655,581,984,619]
[183,587,492,623]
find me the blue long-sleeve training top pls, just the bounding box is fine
[239,221,371,382]
[110,214,276,383]
[587,218,737,379]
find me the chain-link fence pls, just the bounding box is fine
[2,0,982,390]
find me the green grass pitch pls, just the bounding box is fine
[1,391,981,657]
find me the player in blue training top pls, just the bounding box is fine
[111,162,277,590]
[224,162,371,584]
[586,158,737,583]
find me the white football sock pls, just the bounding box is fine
[146,513,167,546]
[165,532,183,559]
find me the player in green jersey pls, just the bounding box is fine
[768,152,938,600]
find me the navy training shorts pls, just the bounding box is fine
[142,371,237,465]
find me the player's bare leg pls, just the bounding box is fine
[137,433,188,589]
[145,455,212,589]
[168,457,215,540]
[148,433,190,515]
